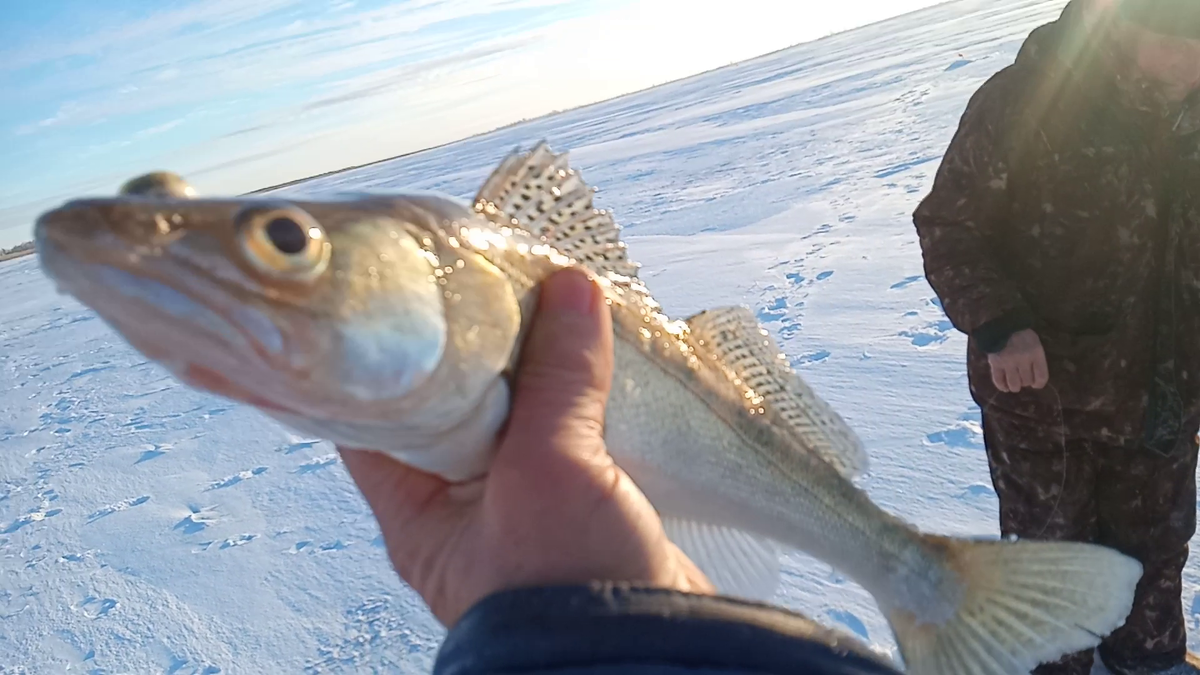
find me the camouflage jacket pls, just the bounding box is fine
[913,8,1200,447]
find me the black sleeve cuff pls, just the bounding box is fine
[433,583,901,675]
[971,306,1035,354]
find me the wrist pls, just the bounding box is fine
[972,307,1035,353]
[435,583,900,674]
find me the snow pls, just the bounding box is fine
[5,0,1161,672]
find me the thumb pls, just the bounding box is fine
[502,267,614,464]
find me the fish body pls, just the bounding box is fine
[36,145,1140,674]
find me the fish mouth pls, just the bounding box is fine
[36,203,295,411]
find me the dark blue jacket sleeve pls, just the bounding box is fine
[433,584,901,675]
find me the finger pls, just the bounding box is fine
[991,360,1010,393]
[1017,357,1036,389]
[1032,352,1050,389]
[664,541,717,595]
[1003,364,1024,393]
[501,267,614,468]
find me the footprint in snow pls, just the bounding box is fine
[65,364,115,382]
[793,350,831,367]
[280,439,325,455]
[1189,596,1200,630]
[957,483,996,500]
[925,421,983,451]
[295,454,340,475]
[86,495,150,524]
[206,466,268,490]
[899,319,954,348]
[777,318,803,339]
[122,383,177,400]
[134,443,170,464]
[304,597,437,673]
[74,595,119,619]
[757,297,788,323]
[120,415,163,432]
[174,505,218,535]
[217,534,258,550]
[800,223,834,240]
[166,655,223,675]
[2,507,64,534]
[288,540,313,554]
[200,405,235,420]
[889,275,923,290]
[781,270,831,293]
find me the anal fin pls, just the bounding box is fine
[662,517,781,603]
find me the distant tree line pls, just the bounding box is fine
[0,241,34,260]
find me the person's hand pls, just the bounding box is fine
[988,328,1049,393]
[338,268,713,627]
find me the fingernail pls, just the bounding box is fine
[543,268,599,315]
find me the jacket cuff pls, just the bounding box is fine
[433,583,900,675]
[971,306,1035,354]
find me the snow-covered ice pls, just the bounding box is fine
[4,0,1161,672]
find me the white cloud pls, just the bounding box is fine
[0,0,302,74]
[15,102,83,135]
[6,0,581,133]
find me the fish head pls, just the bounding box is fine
[34,171,518,427]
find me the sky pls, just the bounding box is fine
[0,0,948,248]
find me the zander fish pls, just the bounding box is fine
[34,143,1141,674]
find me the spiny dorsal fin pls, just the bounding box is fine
[684,307,868,479]
[473,141,640,279]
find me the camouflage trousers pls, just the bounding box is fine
[981,411,1200,675]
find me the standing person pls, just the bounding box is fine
[914,0,1200,673]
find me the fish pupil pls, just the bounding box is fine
[266,217,308,254]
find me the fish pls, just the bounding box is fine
[35,142,1141,674]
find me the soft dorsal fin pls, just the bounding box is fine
[684,307,868,479]
[473,141,640,279]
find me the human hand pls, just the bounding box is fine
[338,268,713,627]
[987,328,1049,393]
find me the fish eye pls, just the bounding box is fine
[235,205,331,282]
[119,171,196,199]
[265,216,309,254]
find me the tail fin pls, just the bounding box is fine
[886,537,1142,675]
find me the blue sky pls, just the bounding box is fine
[0,0,945,247]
